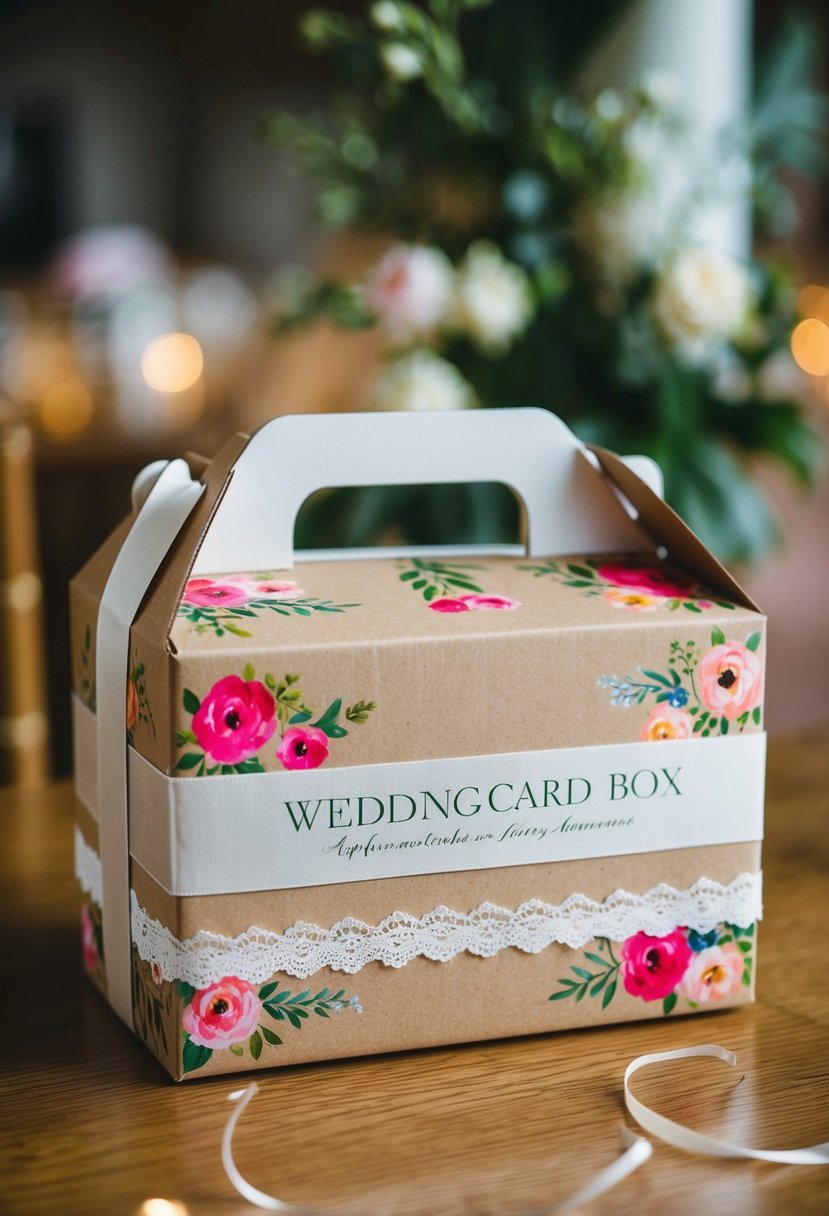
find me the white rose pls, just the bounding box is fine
[452,241,534,353]
[365,244,454,340]
[574,195,663,282]
[370,2,404,32]
[370,350,476,412]
[380,42,423,81]
[653,248,752,361]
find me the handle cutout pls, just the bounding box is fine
[294,481,522,554]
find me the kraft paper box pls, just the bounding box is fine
[71,410,765,1081]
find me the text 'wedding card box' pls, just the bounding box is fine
[71,410,765,1080]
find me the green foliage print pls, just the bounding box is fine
[177,571,358,638]
[519,555,736,614]
[179,978,363,1074]
[550,923,755,1018]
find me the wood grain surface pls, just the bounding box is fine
[2,729,828,1215]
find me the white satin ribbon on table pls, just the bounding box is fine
[222,1083,652,1214]
[624,1044,829,1164]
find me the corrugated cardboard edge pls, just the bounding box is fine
[588,444,761,613]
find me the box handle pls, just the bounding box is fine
[192,408,656,573]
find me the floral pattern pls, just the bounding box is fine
[175,666,376,775]
[550,921,754,1017]
[177,572,359,638]
[126,658,155,745]
[521,555,734,614]
[397,558,520,611]
[179,976,362,1074]
[598,627,764,739]
[81,903,104,977]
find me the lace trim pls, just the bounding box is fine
[75,827,102,906]
[129,873,763,985]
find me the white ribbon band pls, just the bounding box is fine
[624,1044,829,1164]
[222,1082,652,1214]
[95,460,204,1025]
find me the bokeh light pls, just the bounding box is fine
[140,333,204,392]
[37,377,94,440]
[797,284,829,325]
[790,317,829,377]
[137,1200,189,1216]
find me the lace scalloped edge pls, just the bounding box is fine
[75,827,102,906]
[75,831,763,984]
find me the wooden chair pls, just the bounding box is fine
[0,404,49,785]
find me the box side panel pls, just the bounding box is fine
[164,609,766,776]
[129,841,760,1080]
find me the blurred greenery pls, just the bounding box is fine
[268,1,826,564]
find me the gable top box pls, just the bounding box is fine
[71,409,765,1080]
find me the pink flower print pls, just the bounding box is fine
[459,594,520,611]
[81,906,99,972]
[277,726,330,770]
[182,977,262,1049]
[698,640,763,720]
[621,929,692,1001]
[151,961,164,986]
[679,943,744,1003]
[182,578,250,608]
[192,675,276,763]
[253,579,304,600]
[640,705,693,742]
[597,561,696,599]
[428,598,471,613]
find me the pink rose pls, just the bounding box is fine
[364,244,453,339]
[81,906,99,972]
[640,705,693,742]
[679,943,744,1003]
[459,594,520,611]
[221,575,303,600]
[182,976,261,1048]
[428,598,471,613]
[597,561,695,599]
[698,640,763,720]
[277,726,330,770]
[253,580,304,600]
[621,929,692,1001]
[182,578,250,608]
[192,675,276,763]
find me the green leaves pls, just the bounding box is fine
[182,688,201,715]
[345,700,377,724]
[746,632,762,653]
[549,938,620,1007]
[182,1039,213,1074]
[397,557,485,601]
[711,626,726,646]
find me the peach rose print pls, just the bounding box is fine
[600,628,763,739]
[698,639,763,720]
[679,943,744,1003]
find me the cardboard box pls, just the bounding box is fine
[71,410,765,1080]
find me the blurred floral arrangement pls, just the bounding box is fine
[264,0,826,562]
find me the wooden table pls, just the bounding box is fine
[3,730,829,1215]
